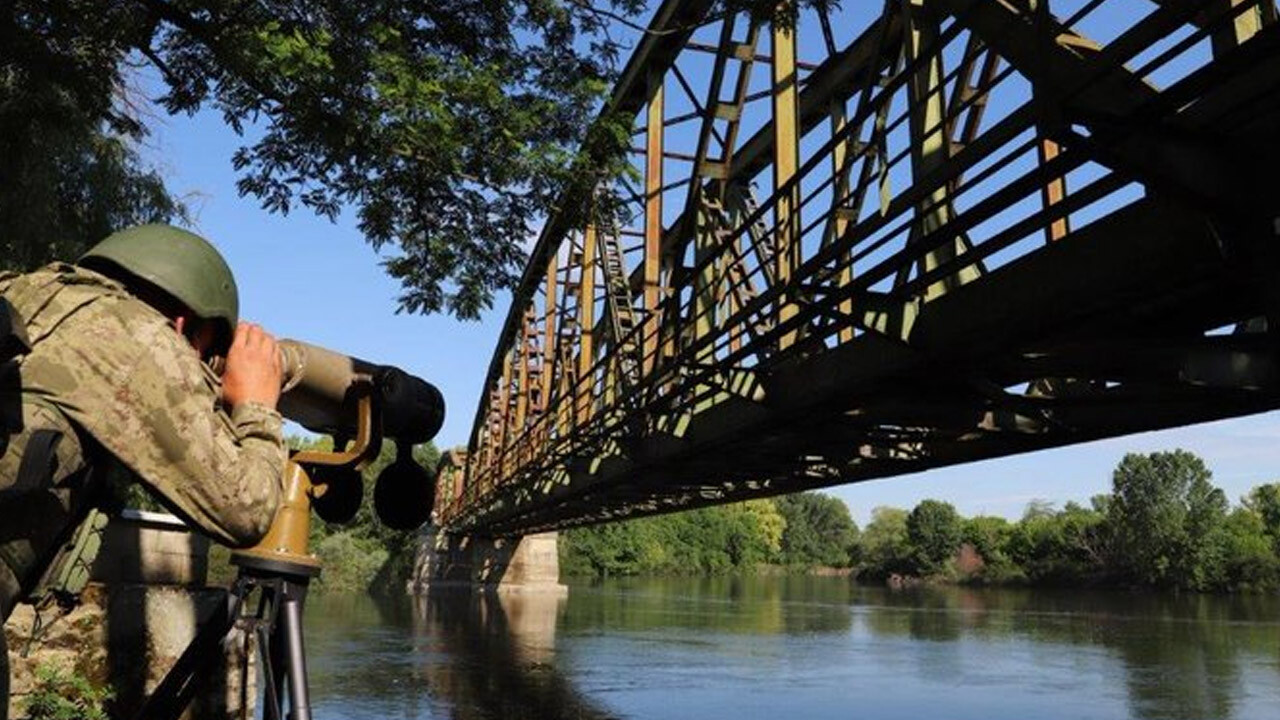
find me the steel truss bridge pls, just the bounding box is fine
[435,0,1280,537]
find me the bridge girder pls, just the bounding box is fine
[437,0,1280,536]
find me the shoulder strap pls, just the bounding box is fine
[0,297,31,364]
[11,428,61,495]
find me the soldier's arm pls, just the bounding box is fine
[82,319,287,547]
[20,290,287,547]
[122,357,287,548]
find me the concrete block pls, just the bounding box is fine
[5,512,250,719]
[91,510,210,586]
[5,584,252,720]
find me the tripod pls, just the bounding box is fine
[136,388,383,720]
[133,553,321,720]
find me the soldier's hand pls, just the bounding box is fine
[222,322,283,409]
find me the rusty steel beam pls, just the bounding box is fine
[444,0,1280,535]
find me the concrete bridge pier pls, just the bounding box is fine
[408,527,567,596]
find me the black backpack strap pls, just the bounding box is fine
[0,428,62,595]
[0,296,30,365]
[12,428,61,495]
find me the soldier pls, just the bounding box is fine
[0,225,287,718]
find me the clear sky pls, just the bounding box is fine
[137,2,1280,527]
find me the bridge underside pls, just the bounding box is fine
[437,0,1280,536]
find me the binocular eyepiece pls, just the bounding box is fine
[275,340,445,530]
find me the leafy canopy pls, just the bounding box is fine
[905,499,962,574]
[0,0,184,270]
[1108,450,1228,590]
[5,1,842,316]
[774,492,858,567]
[5,0,648,316]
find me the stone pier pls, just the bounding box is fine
[408,527,567,596]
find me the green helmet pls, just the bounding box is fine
[79,224,239,351]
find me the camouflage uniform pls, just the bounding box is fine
[0,263,285,621]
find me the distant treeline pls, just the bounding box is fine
[560,450,1280,593]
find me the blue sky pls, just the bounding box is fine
[136,1,1280,526]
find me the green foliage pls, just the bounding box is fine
[1243,483,1280,553]
[1221,508,1280,591]
[858,506,913,580]
[21,664,112,720]
[849,451,1276,593]
[961,515,1025,584]
[560,448,1279,594]
[0,5,185,274]
[906,500,962,574]
[774,492,859,568]
[1109,450,1228,590]
[312,531,390,592]
[1,0,653,316]
[560,499,795,577]
[4,1,849,314]
[1005,501,1107,584]
[962,515,1012,561]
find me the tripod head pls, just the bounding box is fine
[234,340,445,572]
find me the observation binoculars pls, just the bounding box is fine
[260,340,445,533]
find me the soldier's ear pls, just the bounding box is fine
[173,315,215,357]
[189,320,219,359]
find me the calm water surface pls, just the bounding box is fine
[303,578,1280,720]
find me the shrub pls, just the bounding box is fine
[313,531,390,592]
[21,664,112,720]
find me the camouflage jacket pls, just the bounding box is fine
[0,263,285,548]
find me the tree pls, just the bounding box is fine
[774,492,859,568]
[858,506,912,579]
[962,515,1011,560]
[1221,507,1280,591]
[1243,483,1280,553]
[1006,501,1106,584]
[5,1,840,316]
[737,499,787,564]
[559,499,789,577]
[1,12,184,271]
[906,499,962,574]
[2,0,654,316]
[1107,450,1228,590]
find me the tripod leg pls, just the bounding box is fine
[2,624,10,720]
[257,621,281,720]
[2,564,18,720]
[280,580,312,720]
[256,583,284,720]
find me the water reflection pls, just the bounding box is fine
[409,591,616,720]
[854,587,1280,720]
[560,574,854,637]
[303,581,1280,720]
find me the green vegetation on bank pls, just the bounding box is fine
[561,450,1280,593]
[561,492,857,576]
[20,664,112,720]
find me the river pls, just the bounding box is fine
[302,577,1280,720]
